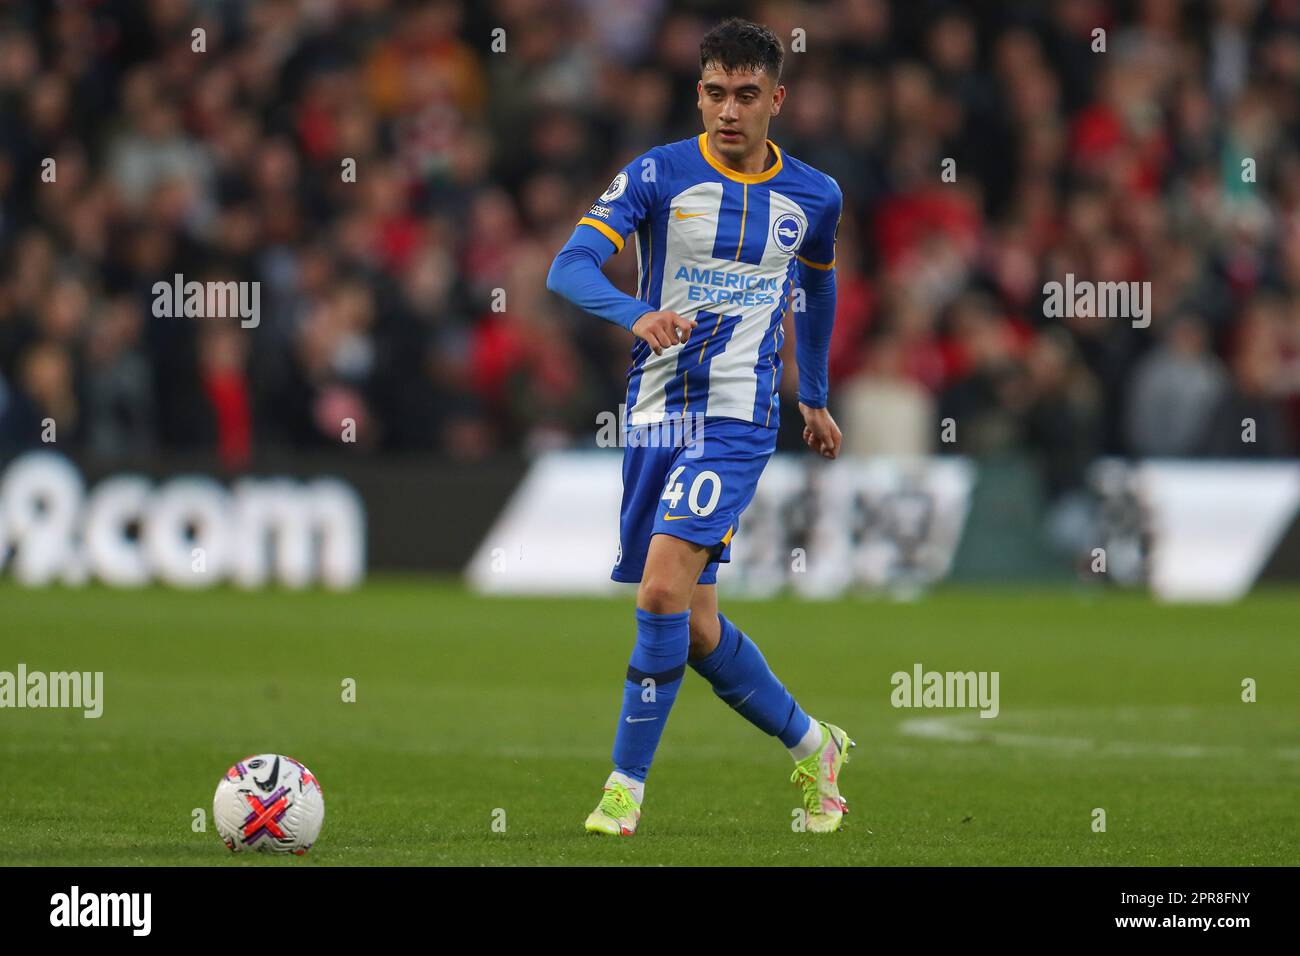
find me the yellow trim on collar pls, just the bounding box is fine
[577,217,625,252]
[697,132,783,184]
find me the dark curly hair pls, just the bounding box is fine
[699,17,784,82]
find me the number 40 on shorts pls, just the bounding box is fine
[661,466,723,517]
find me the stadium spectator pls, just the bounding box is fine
[1125,313,1229,457]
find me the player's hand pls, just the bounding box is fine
[632,311,696,355]
[799,402,842,460]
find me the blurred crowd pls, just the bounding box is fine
[1,0,1299,493]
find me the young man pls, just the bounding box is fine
[546,18,853,835]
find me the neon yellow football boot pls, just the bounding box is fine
[791,720,855,833]
[584,779,642,836]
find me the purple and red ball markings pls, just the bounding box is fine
[239,787,290,845]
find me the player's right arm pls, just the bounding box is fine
[546,150,695,353]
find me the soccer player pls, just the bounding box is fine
[546,18,853,835]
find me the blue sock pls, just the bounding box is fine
[689,613,811,748]
[611,608,691,781]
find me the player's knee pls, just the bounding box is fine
[636,576,685,615]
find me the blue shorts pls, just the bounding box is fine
[611,416,777,585]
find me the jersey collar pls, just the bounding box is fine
[697,132,783,184]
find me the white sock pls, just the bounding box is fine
[787,717,823,761]
[606,770,645,805]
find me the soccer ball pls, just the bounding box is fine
[213,754,324,854]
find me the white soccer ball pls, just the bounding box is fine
[213,754,324,855]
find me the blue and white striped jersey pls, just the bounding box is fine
[571,134,841,429]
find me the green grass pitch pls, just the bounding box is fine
[2,579,1297,866]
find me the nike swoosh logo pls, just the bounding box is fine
[674,208,707,220]
[733,690,756,709]
[254,755,280,793]
[625,716,658,723]
[662,514,691,521]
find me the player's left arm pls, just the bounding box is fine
[793,177,843,460]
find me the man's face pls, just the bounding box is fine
[697,64,784,159]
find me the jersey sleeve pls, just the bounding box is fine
[794,175,842,272]
[573,148,665,255]
[546,148,667,331]
[546,234,654,331]
[792,176,842,409]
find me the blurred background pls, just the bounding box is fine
[1,0,1299,590]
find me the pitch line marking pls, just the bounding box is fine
[897,712,1300,760]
